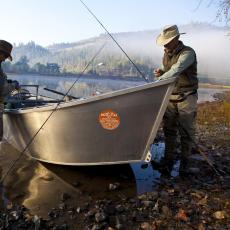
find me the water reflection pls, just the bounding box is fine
[0,140,173,217]
[9,74,142,100]
[131,163,161,195]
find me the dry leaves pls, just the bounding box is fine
[175,208,189,222]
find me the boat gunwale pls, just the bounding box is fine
[31,155,147,166]
[4,78,175,114]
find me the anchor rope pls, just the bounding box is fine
[0,42,106,184]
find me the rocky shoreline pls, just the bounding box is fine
[1,92,230,230]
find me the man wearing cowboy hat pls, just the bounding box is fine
[0,40,20,141]
[154,25,198,176]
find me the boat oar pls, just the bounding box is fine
[44,87,80,100]
[6,99,64,104]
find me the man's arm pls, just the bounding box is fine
[159,50,195,80]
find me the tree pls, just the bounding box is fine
[196,1,230,24]
[217,0,230,24]
[12,55,30,73]
[32,62,47,74]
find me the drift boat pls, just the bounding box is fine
[3,78,175,165]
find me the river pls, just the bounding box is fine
[7,73,229,103]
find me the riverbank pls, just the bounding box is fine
[199,83,230,89]
[0,92,230,229]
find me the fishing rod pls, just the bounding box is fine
[80,0,149,83]
[177,119,228,178]
[0,42,107,184]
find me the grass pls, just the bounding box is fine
[197,91,230,125]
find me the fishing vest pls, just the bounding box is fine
[163,43,198,94]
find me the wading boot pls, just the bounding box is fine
[151,157,174,177]
[179,158,189,177]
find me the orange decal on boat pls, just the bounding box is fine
[98,109,120,130]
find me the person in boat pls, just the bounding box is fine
[153,25,198,176]
[0,40,20,141]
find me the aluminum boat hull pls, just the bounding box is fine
[3,79,175,165]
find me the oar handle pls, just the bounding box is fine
[43,87,80,99]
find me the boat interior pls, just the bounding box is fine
[4,85,69,110]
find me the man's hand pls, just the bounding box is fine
[154,68,163,78]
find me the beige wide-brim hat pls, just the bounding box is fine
[0,40,13,61]
[156,25,185,46]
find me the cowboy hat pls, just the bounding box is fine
[156,25,185,46]
[0,40,13,61]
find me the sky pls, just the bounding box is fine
[0,0,225,46]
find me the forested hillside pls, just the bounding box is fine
[3,23,230,84]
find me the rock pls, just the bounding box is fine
[40,174,54,181]
[150,191,159,200]
[60,202,68,209]
[61,192,71,202]
[72,181,81,187]
[138,194,148,200]
[115,216,125,230]
[6,202,13,210]
[175,208,189,222]
[160,191,169,201]
[141,200,154,208]
[115,204,124,213]
[161,205,172,218]
[139,222,152,230]
[10,210,20,220]
[104,205,116,215]
[95,212,107,223]
[58,224,68,230]
[76,207,81,213]
[223,156,230,161]
[213,211,226,219]
[91,222,107,230]
[33,215,41,230]
[198,223,206,230]
[48,210,59,218]
[188,167,200,174]
[85,209,96,218]
[197,196,208,206]
[189,154,205,162]
[109,182,120,191]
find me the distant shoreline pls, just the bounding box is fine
[6,72,145,82]
[7,72,230,88]
[199,83,230,89]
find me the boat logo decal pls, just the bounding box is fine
[98,109,120,130]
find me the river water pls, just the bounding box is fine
[0,74,229,217]
[7,73,227,102]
